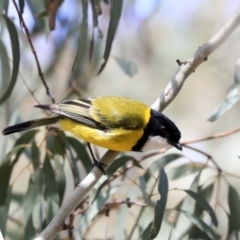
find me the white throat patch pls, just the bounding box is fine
[141,136,170,151]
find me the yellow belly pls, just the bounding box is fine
[59,118,144,151]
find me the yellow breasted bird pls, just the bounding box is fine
[2,96,182,173]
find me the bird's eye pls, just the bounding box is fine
[161,126,166,134]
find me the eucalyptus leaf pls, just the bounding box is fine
[234,58,240,95]
[183,189,218,227]
[188,225,212,240]
[0,15,20,105]
[228,185,240,235]
[43,154,59,222]
[46,129,66,157]
[0,186,12,237]
[72,0,88,72]
[207,84,239,122]
[178,210,220,240]
[67,136,92,173]
[114,57,138,77]
[143,153,182,183]
[168,163,202,180]
[79,185,119,235]
[149,167,169,239]
[98,0,123,74]
[106,155,142,176]
[53,156,66,205]
[115,204,128,240]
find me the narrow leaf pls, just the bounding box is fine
[106,155,142,176]
[183,189,218,227]
[178,210,220,240]
[168,163,202,180]
[0,161,13,205]
[114,57,138,77]
[139,176,153,206]
[18,0,25,14]
[207,84,239,122]
[98,0,123,74]
[67,136,92,173]
[23,170,43,227]
[53,156,66,205]
[0,186,12,237]
[115,204,128,240]
[31,141,40,171]
[228,185,240,234]
[0,15,20,104]
[46,129,66,157]
[149,167,169,239]
[43,155,59,222]
[189,225,212,240]
[143,153,182,183]
[234,58,240,95]
[72,0,88,72]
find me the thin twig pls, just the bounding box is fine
[182,127,240,144]
[12,0,55,103]
[183,145,221,172]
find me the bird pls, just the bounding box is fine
[2,96,182,173]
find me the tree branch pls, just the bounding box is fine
[152,6,240,112]
[35,5,240,240]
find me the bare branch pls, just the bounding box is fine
[12,0,55,103]
[152,6,240,112]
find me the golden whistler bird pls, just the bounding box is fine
[2,96,182,173]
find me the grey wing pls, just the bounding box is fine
[35,97,107,130]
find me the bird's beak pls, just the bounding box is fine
[169,141,182,151]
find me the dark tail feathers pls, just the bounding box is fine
[2,116,60,135]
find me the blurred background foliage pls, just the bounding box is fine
[1,0,240,239]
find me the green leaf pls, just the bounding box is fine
[46,130,66,157]
[23,169,43,239]
[114,57,138,77]
[98,0,123,74]
[143,153,182,183]
[234,58,240,95]
[0,39,11,94]
[178,210,220,240]
[141,221,152,240]
[0,15,20,105]
[193,183,214,218]
[207,84,239,122]
[0,130,37,206]
[168,163,202,180]
[183,189,218,227]
[0,160,13,205]
[67,136,92,173]
[11,192,24,205]
[149,167,169,239]
[106,156,142,176]
[90,175,109,203]
[43,155,59,222]
[72,0,88,72]
[139,176,154,206]
[189,225,212,240]
[53,156,66,205]
[12,130,38,163]
[79,185,119,234]
[115,204,128,240]
[31,141,40,171]
[18,0,25,14]
[0,186,12,237]
[228,185,240,235]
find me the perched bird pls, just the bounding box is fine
[2,96,182,173]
